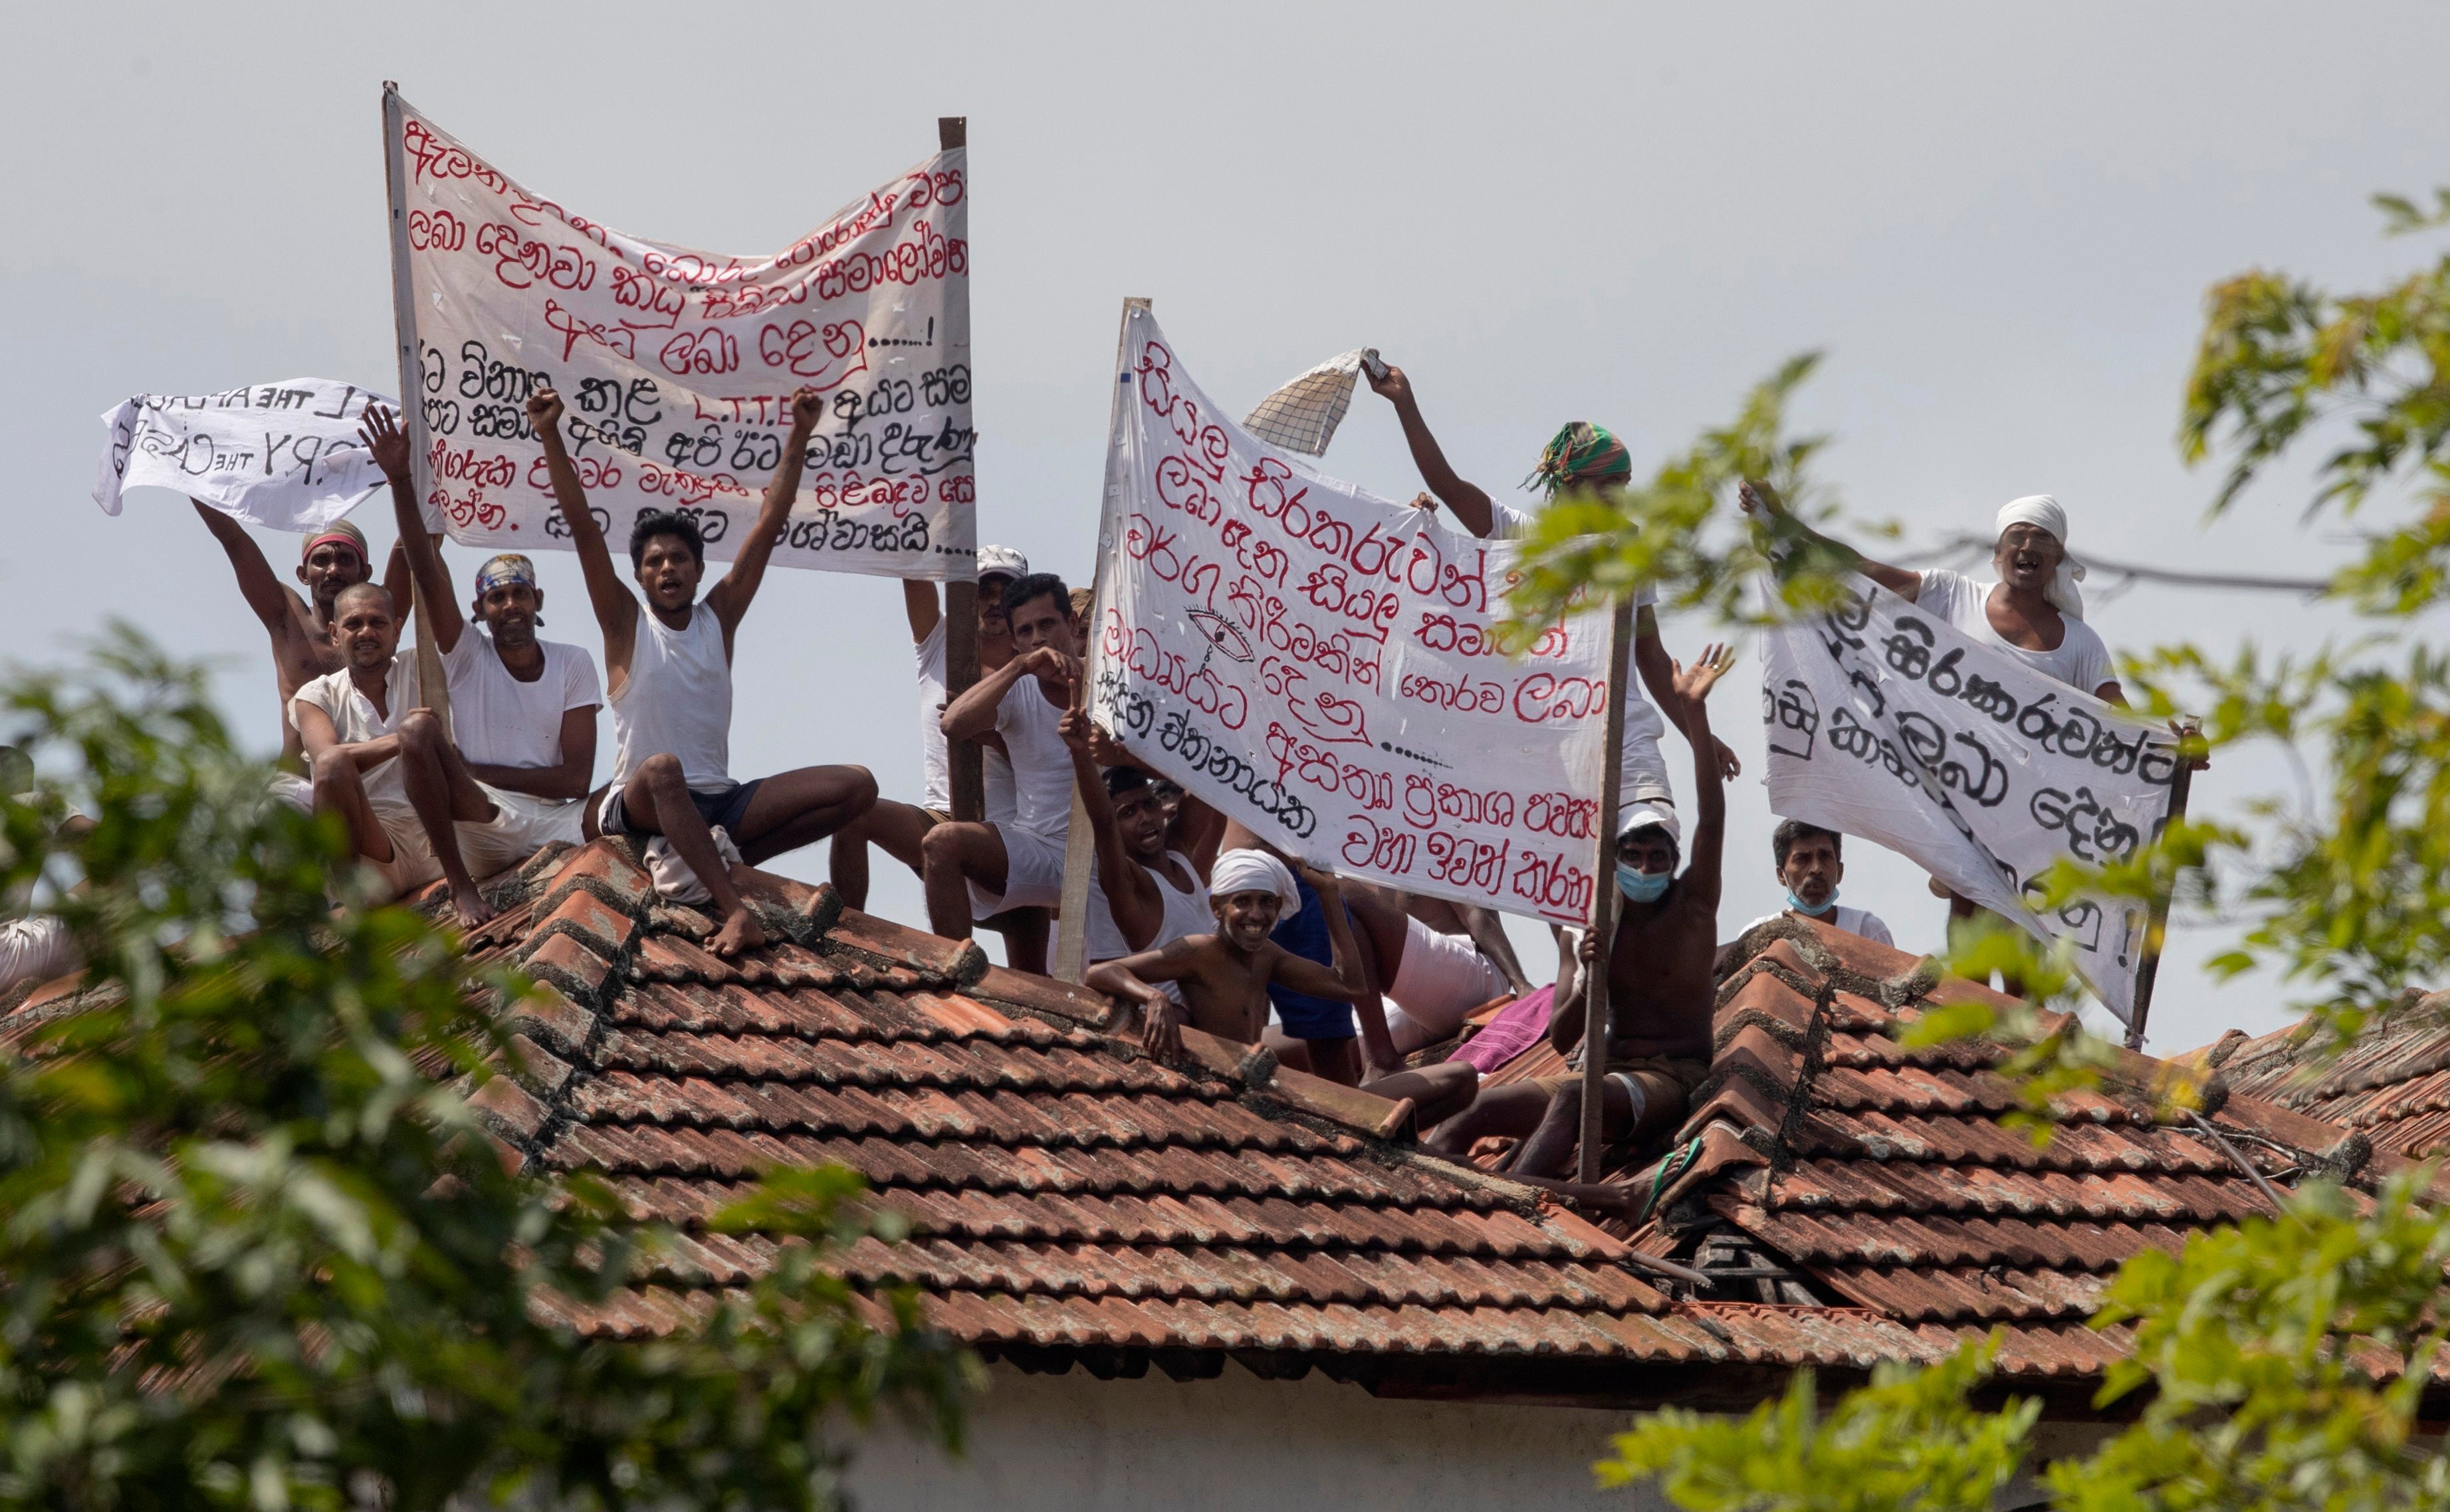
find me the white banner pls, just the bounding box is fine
[1761,575,2183,1022]
[393,102,973,579]
[1089,307,1615,924]
[94,380,395,531]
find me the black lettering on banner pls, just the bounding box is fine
[2021,871,2107,956]
[1881,616,1932,680]
[546,504,612,540]
[1157,708,1317,838]
[782,512,931,556]
[1763,677,1819,760]
[631,504,730,545]
[2027,784,2142,865]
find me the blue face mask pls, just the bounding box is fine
[1787,887,1837,917]
[1618,863,1672,903]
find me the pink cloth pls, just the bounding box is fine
[1448,986,1555,1074]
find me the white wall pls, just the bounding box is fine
[845,1361,1658,1511]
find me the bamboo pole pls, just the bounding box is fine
[379,84,451,736]
[2122,740,2196,1051]
[1578,594,1636,1182]
[938,116,984,822]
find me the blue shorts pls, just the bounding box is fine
[1269,875,1355,1040]
[598,777,766,840]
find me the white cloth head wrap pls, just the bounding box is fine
[1618,800,1682,845]
[1210,849,1301,916]
[1995,494,2086,619]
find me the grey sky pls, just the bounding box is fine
[7,2,2444,1053]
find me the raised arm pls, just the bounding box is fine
[362,406,462,656]
[1061,699,1163,952]
[1739,480,1922,600]
[1365,365,1498,538]
[1269,865,1370,1000]
[1634,610,1741,782]
[943,647,1048,744]
[1669,644,1736,913]
[191,500,294,634]
[903,580,941,644]
[706,385,822,635]
[528,388,637,671]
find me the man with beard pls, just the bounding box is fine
[362,408,600,913]
[292,583,552,928]
[530,385,876,958]
[191,499,408,780]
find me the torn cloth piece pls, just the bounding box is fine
[1243,349,1368,456]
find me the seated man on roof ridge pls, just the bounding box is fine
[530,385,878,959]
[1740,819,1896,948]
[1425,645,1736,1176]
[1088,850,1478,1127]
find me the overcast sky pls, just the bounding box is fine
[7,2,2445,1053]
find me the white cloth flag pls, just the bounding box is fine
[1760,574,2184,1023]
[1243,349,1367,456]
[393,102,973,579]
[94,380,395,531]
[1091,308,1615,923]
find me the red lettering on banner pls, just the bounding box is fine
[659,328,739,378]
[1511,849,1594,918]
[1513,672,1607,725]
[425,483,506,532]
[611,266,686,326]
[1297,563,1400,641]
[1123,624,1248,730]
[1342,816,1418,875]
[1424,832,1511,893]
[427,439,516,490]
[1396,669,1507,716]
[758,319,868,388]
[637,461,744,506]
[542,299,637,362]
[1156,454,1224,529]
[403,118,508,192]
[1415,610,1569,660]
[475,223,596,292]
[1402,775,1518,831]
[1135,342,1231,483]
[1523,791,1599,839]
[526,454,622,494]
[408,209,465,252]
[1122,516,1221,611]
[1266,723,1392,809]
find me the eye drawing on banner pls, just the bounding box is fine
[1763,677,1821,760]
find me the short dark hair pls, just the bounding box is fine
[1773,819,1842,868]
[1103,766,1151,799]
[1001,571,1071,621]
[332,582,394,616]
[628,510,705,570]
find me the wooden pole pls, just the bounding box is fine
[1578,594,1636,1182]
[937,116,984,823]
[2122,743,2195,1051]
[1052,296,1151,984]
[379,83,450,738]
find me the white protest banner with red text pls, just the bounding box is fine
[94,380,395,532]
[394,102,972,578]
[1760,575,2185,1023]
[1089,306,1616,923]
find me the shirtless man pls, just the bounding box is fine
[826,546,1050,968]
[1088,849,1478,1125]
[193,502,407,776]
[532,385,877,956]
[1426,646,1735,1174]
[292,584,551,926]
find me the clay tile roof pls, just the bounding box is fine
[1454,914,2420,1388]
[2195,990,2450,1160]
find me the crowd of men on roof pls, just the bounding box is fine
[0,364,2136,1178]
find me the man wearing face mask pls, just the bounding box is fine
[1423,645,1735,1176]
[1742,820,1894,946]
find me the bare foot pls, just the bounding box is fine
[709,903,768,958]
[450,882,499,931]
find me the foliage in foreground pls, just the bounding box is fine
[0,629,976,1512]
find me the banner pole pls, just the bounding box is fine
[2122,744,2195,1051]
[380,82,449,738]
[1579,593,1636,1182]
[1052,296,1152,985]
[936,116,984,823]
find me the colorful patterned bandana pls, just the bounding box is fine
[474,554,539,595]
[1525,421,1633,498]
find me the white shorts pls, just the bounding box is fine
[0,917,78,996]
[360,786,576,902]
[1385,916,1512,1053]
[1620,699,1673,806]
[267,771,314,815]
[966,821,1067,917]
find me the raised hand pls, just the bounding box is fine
[1365,362,1412,405]
[1672,643,1739,706]
[1737,479,1788,522]
[788,385,823,430]
[1293,859,1341,897]
[357,405,411,483]
[1713,736,1742,780]
[1406,490,1440,516]
[525,387,566,438]
[1058,704,1093,755]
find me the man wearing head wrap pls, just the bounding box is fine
[190,488,410,778]
[1363,363,1743,814]
[1087,851,1481,1125]
[1426,647,1737,1174]
[1739,483,2122,702]
[824,544,1050,970]
[360,407,604,927]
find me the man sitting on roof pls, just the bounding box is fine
[1741,819,1895,947]
[531,386,878,958]
[1061,710,1221,978]
[925,573,1082,952]
[360,407,601,922]
[292,584,552,927]
[828,544,1050,969]
[1088,850,1478,1125]
[1424,645,1735,1175]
